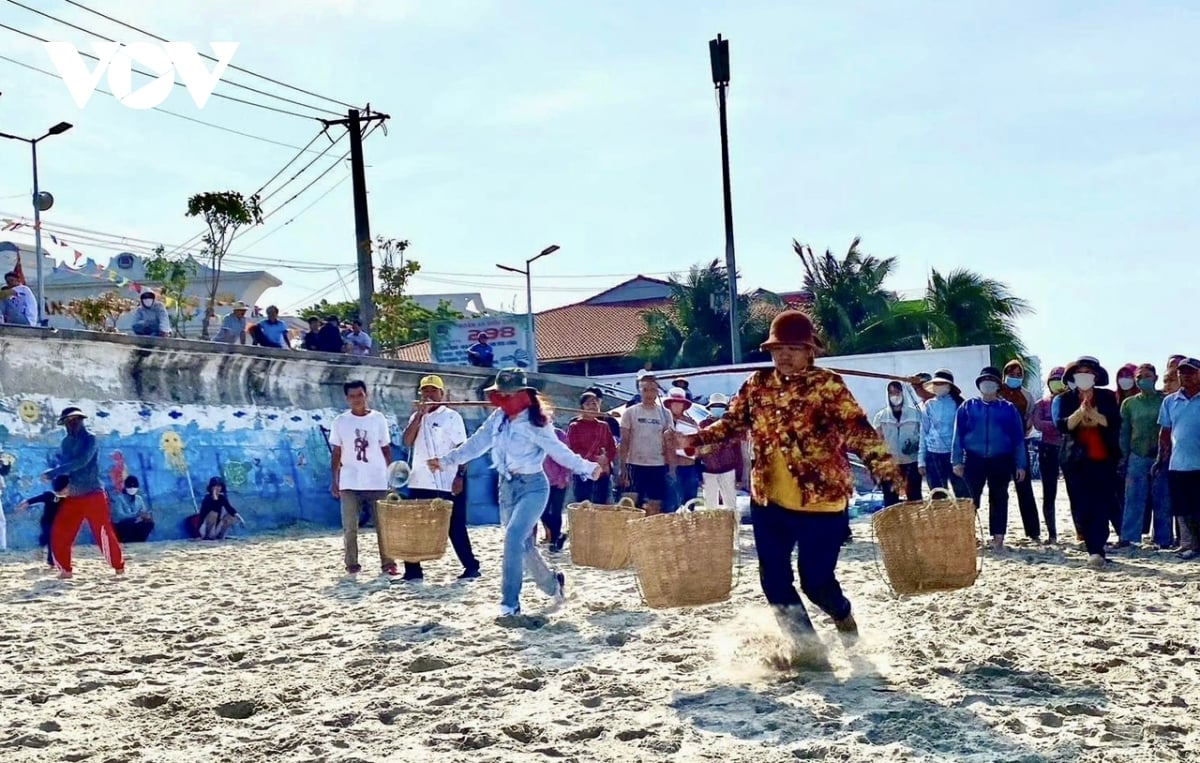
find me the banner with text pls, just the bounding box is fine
[428,315,532,368]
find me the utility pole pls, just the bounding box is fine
[709,34,740,364]
[496,244,560,373]
[321,108,389,337]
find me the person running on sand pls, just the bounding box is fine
[44,407,124,579]
[428,368,605,618]
[15,474,71,567]
[679,311,900,665]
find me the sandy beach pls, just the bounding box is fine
[2,493,1198,763]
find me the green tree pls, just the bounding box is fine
[186,191,264,338]
[298,299,359,322]
[635,259,777,369]
[923,268,1032,367]
[144,245,199,337]
[794,238,925,355]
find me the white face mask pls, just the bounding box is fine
[932,384,951,398]
[1117,377,1134,391]
[979,381,1000,396]
[1074,373,1096,391]
[1067,381,1077,391]
[889,395,904,406]
[125,487,138,496]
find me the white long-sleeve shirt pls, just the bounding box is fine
[441,409,598,479]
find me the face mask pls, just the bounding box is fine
[1137,378,1157,393]
[491,391,531,417]
[889,395,904,406]
[1067,381,1077,391]
[932,385,951,398]
[141,299,154,307]
[979,381,1000,396]
[1004,377,1022,390]
[709,407,725,419]
[1048,380,1065,394]
[125,487,138,496]
[1117,377,1135,391]
[1074,373,1096,391]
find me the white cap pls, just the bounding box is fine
[708,393,730,407]
[636,369,657,381]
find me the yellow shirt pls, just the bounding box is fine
[766,450,844,513]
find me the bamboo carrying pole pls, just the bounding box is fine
[663,363,922,385]
[416,400,603,416]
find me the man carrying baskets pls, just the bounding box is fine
[679,311,900,658]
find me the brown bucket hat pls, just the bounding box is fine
[760,310,824,352]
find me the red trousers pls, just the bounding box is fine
[50,490,124,574]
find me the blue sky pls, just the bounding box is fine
[0,0,1195,378]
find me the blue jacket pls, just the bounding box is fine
[47,428,102,495]
[952,398,1028,469]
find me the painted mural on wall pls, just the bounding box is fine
[0,396,351,550]
[0,395,503,551]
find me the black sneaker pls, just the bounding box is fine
[552,571,566,605]
[457,568,481,580]
[346,564,362,574]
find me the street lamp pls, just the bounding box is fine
[0,121,74,327]
[496,244,559,373]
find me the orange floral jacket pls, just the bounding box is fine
[694,367,900,508]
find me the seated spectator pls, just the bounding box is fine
[130,291,171,337]
[191,477,242,540]
[212,302,249,344]
[254,305,291,349]
[15,474,70,567]
[112,475,155,543]
[314,315,345,353]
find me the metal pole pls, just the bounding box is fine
[31,139,44,327]
[716,75,739,363]
[346,108,376,338]
[525,263,536,373]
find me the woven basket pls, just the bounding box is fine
[871,488,980,596]
[628,499,737,609]
[375,493,453,562]
[567,497,645,570]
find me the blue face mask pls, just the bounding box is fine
[709,408,725,419]
[1004,376,1022,389]
[1137,378,1157,393]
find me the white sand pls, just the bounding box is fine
[1,495,1197,763]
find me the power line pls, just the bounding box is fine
[259,130,348,204]
[61,0,360,112]
[0,21,323,120]
[0,54,327,153]
[3,0,344,116]
[236,173,351,254]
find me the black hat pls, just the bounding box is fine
[1063,356,1110,387]
[57,406,87,424]
[975,366,1003,388]
[923,368,961,396]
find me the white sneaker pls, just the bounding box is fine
[499,604,521,617]
[1087,554,1105,569]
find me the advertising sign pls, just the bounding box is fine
[428,315,533,368]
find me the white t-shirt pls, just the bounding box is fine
[620,401,672,466]
[406,406,468,492]
[330,409,391,490]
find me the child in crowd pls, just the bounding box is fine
[15,475,71,567]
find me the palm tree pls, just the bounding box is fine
[636,260,777,369]
[924,268,1032,366]
[794,238,924,355]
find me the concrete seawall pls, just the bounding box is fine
[0,327,603,552]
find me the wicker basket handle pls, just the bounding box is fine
[927,487,960,505]
[617,496,636,508]
[385,492,401,502]
[681,497,706,513]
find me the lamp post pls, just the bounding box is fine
[496,244,559,373]
[708,34,740,364]
[0,121,74,326]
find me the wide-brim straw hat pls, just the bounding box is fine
[484,368,535,394]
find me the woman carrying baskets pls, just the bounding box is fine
[678,311,900,659]
[428,368,605,618]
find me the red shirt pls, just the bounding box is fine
[567,417,617,473]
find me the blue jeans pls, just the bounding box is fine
[1122,454,1172,546]
[498,473,559,610]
